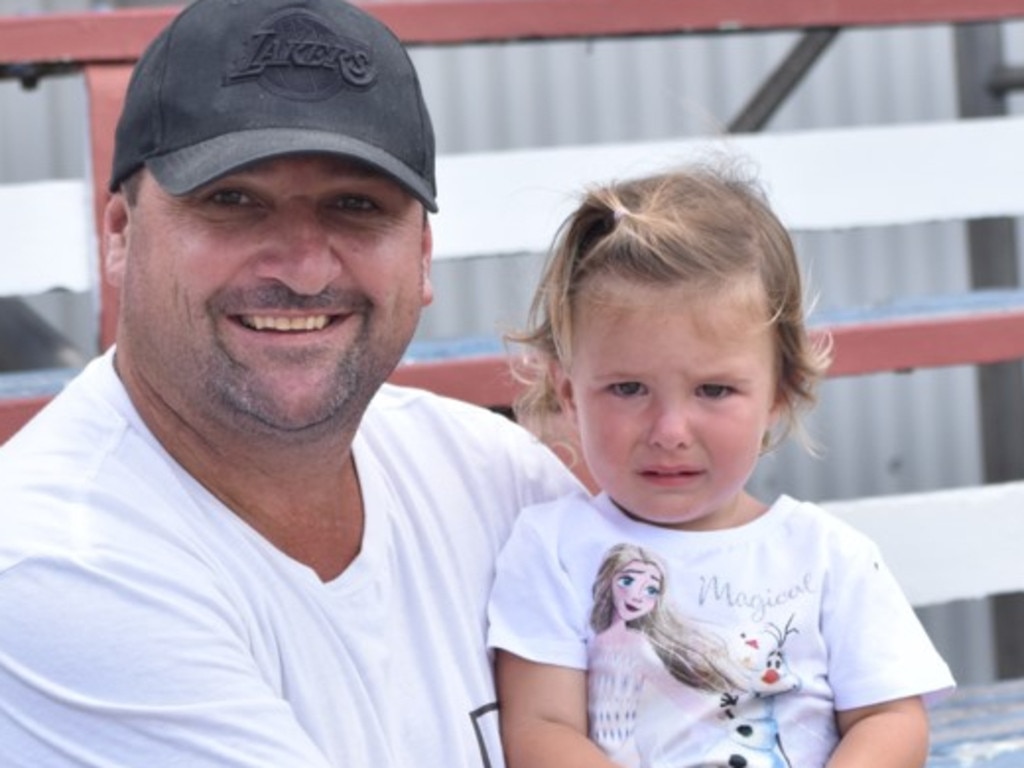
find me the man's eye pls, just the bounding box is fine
[609,382,645,397]
[333,195,376,212]
[698,384,733,399]
[208,189,252,206]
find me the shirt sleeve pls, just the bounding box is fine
[487,502,591,670]
[819,525,955,710]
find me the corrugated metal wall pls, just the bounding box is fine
[411,23,1024,687]
[410,26,995,500]
[3,2,1023,684]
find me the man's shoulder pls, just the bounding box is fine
[369,381,503,415]
[365,382,527,444]
[361,383,580,498]
[1,362,128,484]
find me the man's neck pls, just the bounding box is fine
[116,352,368,580]
[177,429,366,581]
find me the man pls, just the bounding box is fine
[0,1,580,765]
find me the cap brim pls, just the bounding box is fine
[147,128,438,212]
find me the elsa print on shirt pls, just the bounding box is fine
[587,543,739,767]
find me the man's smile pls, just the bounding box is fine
[239,314,333,331]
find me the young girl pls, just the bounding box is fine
[487,163,954,768]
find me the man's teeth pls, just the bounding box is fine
[244,315,329,331]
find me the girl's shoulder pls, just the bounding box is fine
[769,494,884,558]
[517,489,601,531]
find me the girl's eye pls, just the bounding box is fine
[609,382,645,397]
[616,575,635,588]
[698,383,733,399]
[644,585,661,598]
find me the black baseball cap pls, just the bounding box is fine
[109,0,437,212]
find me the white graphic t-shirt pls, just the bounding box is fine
[488,491,954,767]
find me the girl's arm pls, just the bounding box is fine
[827,696,929,768]
[496,650,619,768]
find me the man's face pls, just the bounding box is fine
[105,155,433,442]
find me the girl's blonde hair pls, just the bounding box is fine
[509,160,832,452]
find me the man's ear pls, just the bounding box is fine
[103,192,130,289]
[420,214,434,307]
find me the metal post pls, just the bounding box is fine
[728,28,839,134]
[954,22,1024,679]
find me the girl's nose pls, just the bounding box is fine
[648,402,693,449]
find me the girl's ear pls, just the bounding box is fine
[761,385,788,453]
[771,387,787,425]
[552,361,579,427]
[549,360,594,487]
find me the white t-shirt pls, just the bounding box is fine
[488,491,955,768]
[0,351,580,768]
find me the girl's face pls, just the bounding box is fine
[557,276,782,531]
[611,560,663,622]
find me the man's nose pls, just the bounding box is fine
[257,208,343,295]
